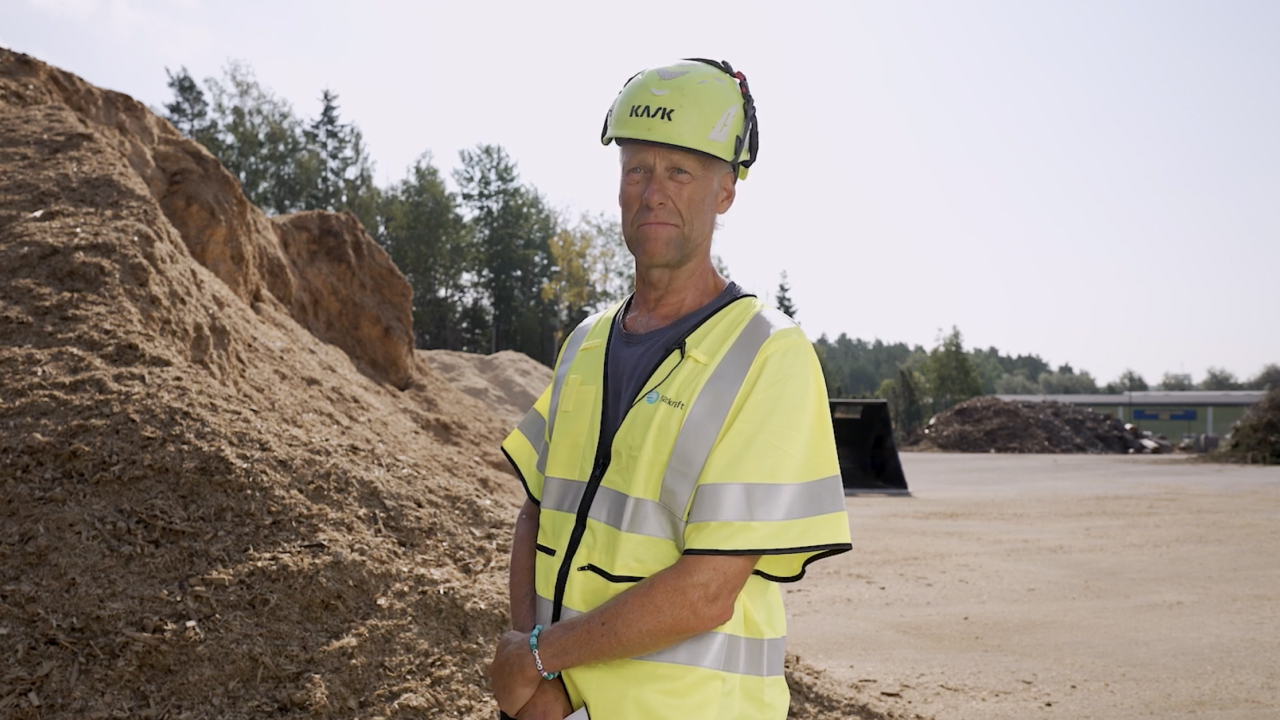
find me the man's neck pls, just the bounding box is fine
[624,259,727,334]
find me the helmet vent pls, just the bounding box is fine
[656,68,690,81]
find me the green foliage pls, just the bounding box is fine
[1158,373,1196,391]
[814,334,925,399]
[163,66,216,147]
[991,367,1098,395]
[581,213,633,307]
[924,327,982,410]
[994,373,1041,394]
[1037,369,1099,394]
[877,367,926,437]
[1104,370,1149,393]
[304,89,378,231]
[200,61,312,215]
[712,254,731,280]
[454,144,558,361]
[969,347,1052,395]
[162,63,378,229]
[376,152,473,351]
[1247,364,1280,391]
[775,271,797,319]
[1201,367,1243,391]
[163,62,643,363]
[1216,388,1280,464]
[541,213,633,349]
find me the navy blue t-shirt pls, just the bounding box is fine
[601,282,749,442]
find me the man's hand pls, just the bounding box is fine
[516,679,573,720]
[488,629,542,716]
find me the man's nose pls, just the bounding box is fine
[641,176,670,208]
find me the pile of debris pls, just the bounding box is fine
[420,349,551,429]
[0,48,875,719]
[1214,388,1280,464]
[0,46,525,719]
[913,397,1163,454]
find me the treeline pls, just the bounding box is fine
[817,327,1280,435]
[162,63,1277,406]
[162,63,629,365]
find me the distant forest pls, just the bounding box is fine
[162,63,631,367]
[160,62,1278,432]
[815,328,1278,434]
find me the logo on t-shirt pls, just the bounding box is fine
[645,390,686,411]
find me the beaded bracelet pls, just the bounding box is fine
[528,624,559,681]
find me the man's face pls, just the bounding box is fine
[618,142,736,272]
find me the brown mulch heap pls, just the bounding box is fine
[912,397,1140,454]
[1213,389,1280,465]
[0,46,521,719]
[0,47,882,719]
[420,350,551,430]
[786,655,925,720]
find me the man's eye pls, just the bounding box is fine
[673,167,689,175]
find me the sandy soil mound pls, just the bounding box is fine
[786,655,922,720]
[1,47,521,719]
[913,397,1137,454]
[420,350,551,428]
[1215,388,1280,464]
[0,49,414,390]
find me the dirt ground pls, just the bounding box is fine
[785,453,1280,720]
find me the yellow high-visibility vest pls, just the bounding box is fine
[502,295,851,720]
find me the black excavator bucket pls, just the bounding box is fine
[830,399,909,495]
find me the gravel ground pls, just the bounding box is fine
[785,453,1280,720]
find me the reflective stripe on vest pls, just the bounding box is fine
[543,476,682,541]
[687,474,845,523]
[514,407,548,475]
[543,473,845,538]
[639,632,786,678]
[659,310,778,546]
[534,593,786,678]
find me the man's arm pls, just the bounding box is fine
[505,499,573,720]
[489,551,760,715]
[509,498,539,633]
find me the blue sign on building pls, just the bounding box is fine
[1133,408,1197,421]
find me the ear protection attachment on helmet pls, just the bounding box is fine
[684,57,759,180]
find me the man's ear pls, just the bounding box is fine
[716,168,736,214]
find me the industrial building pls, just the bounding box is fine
[995,391,1266,439]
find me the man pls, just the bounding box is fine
[488,59,851,720]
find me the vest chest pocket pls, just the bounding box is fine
[548,376,596,478]
[560,375,583,412]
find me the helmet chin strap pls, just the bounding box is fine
[683,58,759,177]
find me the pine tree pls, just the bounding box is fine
[454,144,557,360]
[775,271,798,319]
[162,67,216,148]
[377,152,470,350]
[201,61,310,215]
[304,90,378,230]
[925,327,982,411]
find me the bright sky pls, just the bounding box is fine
[7,0,1279,384]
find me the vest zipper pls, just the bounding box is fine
[576,563,645,583]
[549,312,618,622]
[549,294,756,622]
